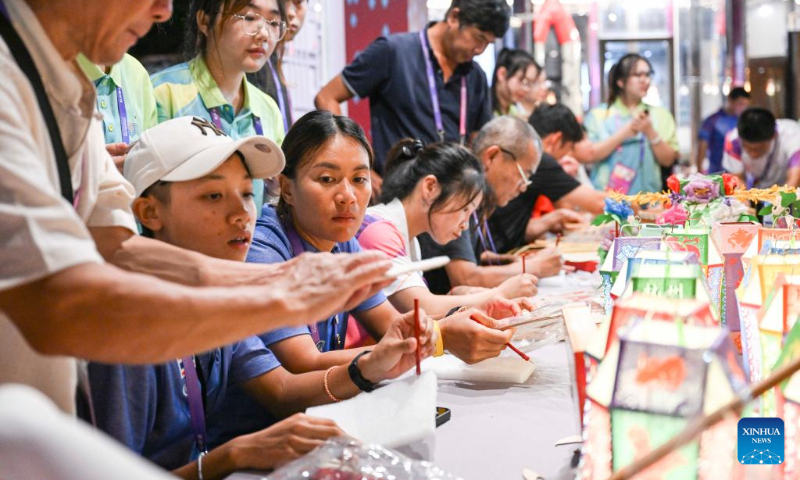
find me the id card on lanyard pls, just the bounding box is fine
[606,115,646,194]
[177,356,208,454]
[419,30,467,145]
[283,217,343,352]
[115,86,130,144]
[472,212,498,264]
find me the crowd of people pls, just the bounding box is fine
[1,0,799,478]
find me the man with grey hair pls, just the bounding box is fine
[419,116,563,296]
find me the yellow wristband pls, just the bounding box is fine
[433,320,445,357]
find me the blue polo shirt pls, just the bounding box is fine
[699,108,738,174]
[247,205,388,350]
[341,23,492,173]
[83,337,280,470]
[204,206,388,448]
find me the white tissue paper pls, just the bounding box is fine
[422,354,536,384]
[306,371,437,449]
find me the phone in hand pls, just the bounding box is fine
[435,406,451,427]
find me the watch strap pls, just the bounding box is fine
[348,350,377,392]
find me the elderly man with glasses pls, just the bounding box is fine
[418,116,561,298]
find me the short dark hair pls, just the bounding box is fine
[528,104,583,143]
[278,110,374,215]
[138,181,171,238]
[491,48,540,113]
[737,107,776,143]
[446,0,511,38]
[728,87,750,101]
[381,140,487,235]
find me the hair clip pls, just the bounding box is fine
[401,139,426,159]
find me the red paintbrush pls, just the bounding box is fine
[414,298,421,375]
[469,314,531,362]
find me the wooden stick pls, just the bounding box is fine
[414,298,421,376]
[609,354,800,480]
[470,314,532,363]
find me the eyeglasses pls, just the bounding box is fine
[498,147,533,187]
[233,12,287,40]
[630,71,654,80]
[519,77,547,90]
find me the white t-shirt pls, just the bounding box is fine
[0,0,137,414]
[358,198,427,296]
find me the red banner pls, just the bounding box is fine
[344,0,409,141]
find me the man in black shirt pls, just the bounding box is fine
[420,116,552,295]
[488,104,605,254]
[314,0,510,194]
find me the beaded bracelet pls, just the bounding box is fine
[323,366,341,402]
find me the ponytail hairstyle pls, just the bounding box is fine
[606,53,652,108]
[380,139,487,227]
[277,110,374,219]
[491,48,540,113]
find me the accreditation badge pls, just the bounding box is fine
[606,162,637,194]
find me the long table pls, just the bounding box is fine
[226,280,589,480]
[432,341,581,480]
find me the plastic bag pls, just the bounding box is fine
[268,437,462,480]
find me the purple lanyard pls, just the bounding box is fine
[179,356,208,454]
[614,114,646,166]
[472,212,498,264]
[209,107,264,136]
[115,86,130,144]
[0,0,8,20]
[419,30,467,144]
[282,217,340,350]
[267,60,289,133]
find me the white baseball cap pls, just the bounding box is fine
[124,116,285,197]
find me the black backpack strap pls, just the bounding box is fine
[0,10,74,205]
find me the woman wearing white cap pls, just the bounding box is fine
[88,116,436,479]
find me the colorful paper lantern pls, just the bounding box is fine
[751,274,800,418]
[610,250,702,304]
[709,222,759,333]
[767,306,800,477]
[604,293,717,357]
[738,255,800,387]
[580,320,746,480]
[623,262,716,311]
[599,237,662,314]
[664,226,713,265]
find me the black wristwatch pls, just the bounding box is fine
[348,350,377,392]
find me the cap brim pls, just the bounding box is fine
[161,136,285,183]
